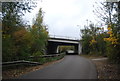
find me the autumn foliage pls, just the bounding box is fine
[2,2,48,62]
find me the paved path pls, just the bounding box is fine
[18,55,97,79]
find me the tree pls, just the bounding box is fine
[30,8,48,57]
[80,25,92,54]
[2,2,36,35]
[93,1,120,63]
[80,22,107,56]
[2,2,36,62]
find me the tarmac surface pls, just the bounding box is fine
[18,55,97,79]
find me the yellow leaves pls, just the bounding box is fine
[107,31,113,34]
[107,24,113,34]
[91,39,97,43]
[110,34,113,37]
[104,37,117,42]
[104,38,109,41]
[104,37,119,46]
[90,37,97,45]
[104,24,119,46]
[107,27,112,31]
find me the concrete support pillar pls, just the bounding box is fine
[74,45,78,54]
[56,46,59,53]
[78,43,81,55]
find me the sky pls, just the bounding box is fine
[23,0,104,39]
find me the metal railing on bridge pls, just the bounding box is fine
[49,35,80,40]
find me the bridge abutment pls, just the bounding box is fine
[47,42,58,54]
[47,38,82,55]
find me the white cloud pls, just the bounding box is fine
[23,0,101,39]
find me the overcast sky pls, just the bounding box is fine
[23,0,104,39]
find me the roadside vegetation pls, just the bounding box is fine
[80,1,120,64]
[80,1,120,79]
[2,2,65,79]
[2,55,64,79]
[2,2,48,62]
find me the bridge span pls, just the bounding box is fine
[47,37,82,55]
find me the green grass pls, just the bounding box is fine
[40,54,65,64]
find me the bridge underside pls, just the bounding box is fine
[47,41,81,55]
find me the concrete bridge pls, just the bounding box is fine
[47,36,82,55]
